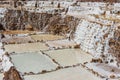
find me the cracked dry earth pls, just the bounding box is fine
[0,32,103,80]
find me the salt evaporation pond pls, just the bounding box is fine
[0,74,3,80]
[24,66,102,80]
[1,36,35,44]
[4,42,49,53]
[46,39,77,49]
[10,52,58,74]
[44,49,93,67]
[31,34,64,41]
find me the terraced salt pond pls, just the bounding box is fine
[44,49,93,67]
[24,66,102,80]
[10,52,58,74]
[4,42,49,53]
[46,39,77,49]
[31,34,65,41]
[1,36,35,44]
[0,74,3,80]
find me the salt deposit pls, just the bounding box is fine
[74,19,119,66]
